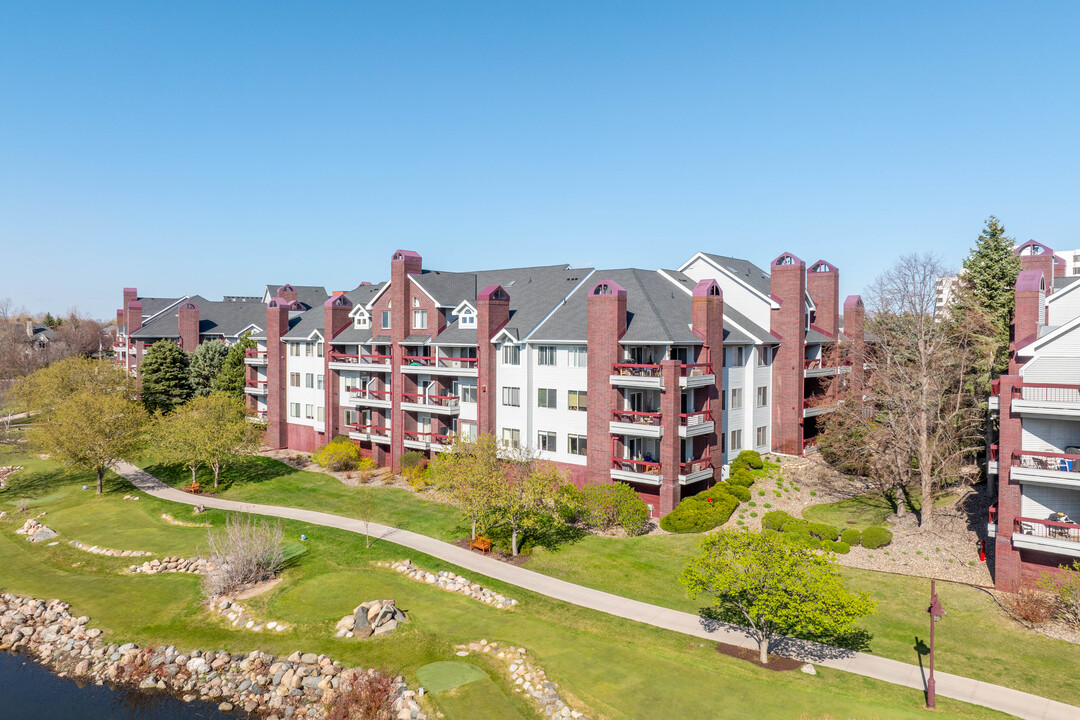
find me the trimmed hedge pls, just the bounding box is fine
[861,526,893,549]
[807,522,840,542]
[734,450,764,470]
[312,437,362,471]
[761,510,792,531]
[825,540,851,554]
[722,483,751,503]
[660,492,738,533]
[840,528,862,547]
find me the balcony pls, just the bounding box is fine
[679,363,715,388]
[346,387,392,408]
[347,423,391,445]
[401,392,460,415]
[678,459,713,484]
[803,395,838,418]
[329,352,392,372]
[400,355,478,377]
[679,410,714,438]
[244,348,268,367]
[988,505,997,538]
[1010,383,1080,418]
[803,358,853,379]
[987,444,998,476]
[610,364,664,390]
[403,430,453,452]
[1013,516,1080,558]
[610,410,663,439]
[244,380,268,397]
[1010,450,1080,488]
[610,458,663,485]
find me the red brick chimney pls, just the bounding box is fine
[276,285,298,304]
[690,278,724,490]
[586,279,627,488]
[178,302,200,353]
[265,298,294,449]
[1014,240,1055,287]
[388,250,424,472]
[843,295,865,390]
[476,285,510,438]
[806,260,839,340]
[1010,270,1045,373]
[323,293,353,439]
[769,252,806,455]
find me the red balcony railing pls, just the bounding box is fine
[436,356,478,368]
[402,355,436,366]
[680,363,713,377]
[245,348,267,359]
[1010,383,1080,404]
[612,363,663,378]
[989,443,998,461]
[329,352,359,362]
[245,379,267,388]
[346,387,391,400]
[403,430,453,445]
[680,410,712,426]
[362,354,392,363]
[1014,516,1080,544]
[401,393,460,408]
[680,458,712,475]
[611,410,662,426]
[348,423,390,438]
[330,352,392,365]
[988,505,997,525]
[612,458,662,475]
[1011,450,1080,473]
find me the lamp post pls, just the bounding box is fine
[927,579,946,709]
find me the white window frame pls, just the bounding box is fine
[537,346,557,366]
[568,390,588,411]
[537,387,557,409]
[568,434,588,456]
[730,388,743,411]
[502,428,521,448]
[413,309,428,330]
[381,310,391,329]
[756,425,768,448]
[756,386,768,408]
[502,386,520,407]
[538,431,556,452]
[568,346,587,367]
[730,429,743,452]
[502,344,520,365]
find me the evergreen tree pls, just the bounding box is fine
[189,338,229,397]
[211,332,256,400]
[140,341,193,414]
[42,312,56,329]
[961,215,1023,376]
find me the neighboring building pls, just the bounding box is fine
[228,248,866,517]
[935,274,961,318]
[988,239,1080,589]
[1055,249,1080,277]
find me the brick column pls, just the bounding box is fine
[769,252,806,455]
[586,279,627,486]
[476,285,510,437]
[178,302,200,353]
[994,375,1024,591]
[1010,271,1045,374]
[691,279,724,479]
[659,361,682,515]
[806,261,839,340]
[126,300,143,377]
[388,250,423,472]
[276,284,298,304]
[1014,240,1055,286]
[843,295,865,390]
[265,299,292,449]
[323,293,353,440]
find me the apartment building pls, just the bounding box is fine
[1055,249,1080,278]
[988,239,1080,589]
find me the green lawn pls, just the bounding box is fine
[802,490,957,530]
[0,447,1010,720]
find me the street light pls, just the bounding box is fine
[927,579,946,709]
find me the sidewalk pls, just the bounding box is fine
[116,461,1076,720]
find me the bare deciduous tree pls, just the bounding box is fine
[202,514,285,597]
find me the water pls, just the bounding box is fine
[0,651,240,720]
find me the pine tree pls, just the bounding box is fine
[189,338,229,397]
[212,333,256,401]
[140,341,193,414]
[962,215,1023,376]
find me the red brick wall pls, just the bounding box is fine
[476,287,510,437]
[585,281,626,487]
[265,301,291,449]
[286,422,321,453]
[769,254,806,455]
[388,250,423,472]
[843,295,865,390]
[178,303,199,353]
[993,375,1024,591]
[323,294,353,439]
[806,262,839,340]
[691,284,724,483]
[659,361,682,514]
[1010,288,1042,374]
[406,278,443,338]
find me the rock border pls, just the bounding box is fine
[128,556,209,575]
[334,599,406,639]
[15,516,57,542]
[380,559,518,609]
[161,512,211,528]
[211,596,291,633]
[69,540,154,558]
[454,639,587,719]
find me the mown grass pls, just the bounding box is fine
[0,446,1012,720]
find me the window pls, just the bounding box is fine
[502,428,521,448]
[568,434,587,456]
[538,431,556,452]
[412,309,427,330]
[305,373,314,389]
[502,386,520,407]
[568,346,587,367]
[730,388,743,410]
[381,310,391,329]
[317,374,324,390]
[290,402,300,418]
[305,342,314,357]
[344,409,356,426]
[289,343,300,357]
[537,346,557,366]
[756,386,768,407]
[412,296,420,307]
[317,406,325,422]
[757,347,771,366]
[730,429,743,452]
[537,388,557,409]
[290,372,300,387]
[459,422,478,442]
[502,344,520,365]
[726,347,745,367]
[568,390,588,411]
[460,309,476,326]
[459,384,477,404]
[756,425,768,448]
[721,432,726,454]
[355,312,370,329]
[304,404,314,419]
[317,342,324,358]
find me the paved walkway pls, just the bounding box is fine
[116,461,1075,720]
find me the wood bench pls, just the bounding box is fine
[182,481,202,495]
[469,536,492,555]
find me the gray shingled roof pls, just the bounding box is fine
[701,254,772,297]
[332,326,373,344]
[430,323,478,346]
[345,283,385,307]
[805,328,835,345]
[282,309,324,340]
[137,297,183,318]
[723,306,775,345]
[1054,276,1080,291]
[263,284,329,310]
[131,295,265,340]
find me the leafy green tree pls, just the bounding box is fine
[212,333,256,400]
[429,433,504,540]
[492,445,566,556]
[140,341,193,414]
[680,529,876,664]
[157,393,261,487]
[189,339,229,397]
[961,216,1023,376]
[15,356,135,413]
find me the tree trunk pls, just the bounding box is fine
[96,467,104,495]
[213,463,221,488]
[511,526,519,557]
[894,483,906,517]
[471,517,477,540]
[191,465,198,485]
[759,639,769,665]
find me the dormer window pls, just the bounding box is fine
[459,308,476,326]
[355,310,370,329]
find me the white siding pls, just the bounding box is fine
[1021,418,1080,454]
[284,341,325,432]
[680,256,773,331]
[1048,285,1080,326]
[527,344,588,466]
[1021,485,1080,520]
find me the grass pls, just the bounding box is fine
[416,661,488,693]
[802,490,957,530]
[0,446,1010,720]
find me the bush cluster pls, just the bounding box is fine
[840,528,861,546]
[312,436,363,472]
[860,526,893,549]
[660,490,738,533]
[557,483,651,535]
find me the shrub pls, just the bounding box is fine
[581,482,651,535]
[728,468,756,487]
[861,527,893,549]
[326,670,397,720]
[780,517,808,533]
[660,494,737,533]
[1039,561,1080,628]
[313,437,362,472]
[735,450,764,470]
[403,465,430,490]
[761,510,792,531]
[840,528,861,547]
[202,515,284,597]
[721,483,751,503]
[1002,588,1058,626]
[555,484,586,524]
[826,540,851,554]
[398,451,426,470]
[807,522,840,542]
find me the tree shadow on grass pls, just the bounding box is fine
[143,455,299,492]
[481,514,588,556]
[698,605,871,662]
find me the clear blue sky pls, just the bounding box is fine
[2,2,1077,319]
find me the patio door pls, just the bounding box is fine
[628,392,643,413]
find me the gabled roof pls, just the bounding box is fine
[330,326,372,344]
[699,254,772,297]
[805,328,834,345]
[1028,313,1080,355]
[262,285,329,310]
[137,297,184,317]
[345,283,385,308]
[281,308,324,340]
[722,305,775,345]
[130,295,266,340]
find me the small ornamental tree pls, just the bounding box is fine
[680,529,876,664]
[493,447,566,556]
[157,393,261,487]
[212,333,256,400]
[429,433,503,540]
[189,339,229,397]
[140,341,193,414]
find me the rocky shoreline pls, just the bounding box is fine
[0,592,427,719]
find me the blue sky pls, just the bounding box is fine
[2,2,1077,318]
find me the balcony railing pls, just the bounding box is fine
[1011,450,1080,473]
[402,355,436,366]
[403,430,453,445]
[680,363,712,377]
[401,393,460,409]
[989,505,997,525]
[612,363,662,378]
[612,410,662,426]
[1014,516,1080,544]
[989,444,998,461]
[1011,383,1080,404]
[612,458,662,475]
[401,355,478,369]
[680,459,712,475]
[245,380,267,388]
[348,423,390,438]
[330,352,392,365]
[680,410,712,426]
[346,387,391,400]
[245,349,267,359]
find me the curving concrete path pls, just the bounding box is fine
[116,461,1075,720]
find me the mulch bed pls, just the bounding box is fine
[451,538,530,566]
[715,642,801,671]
